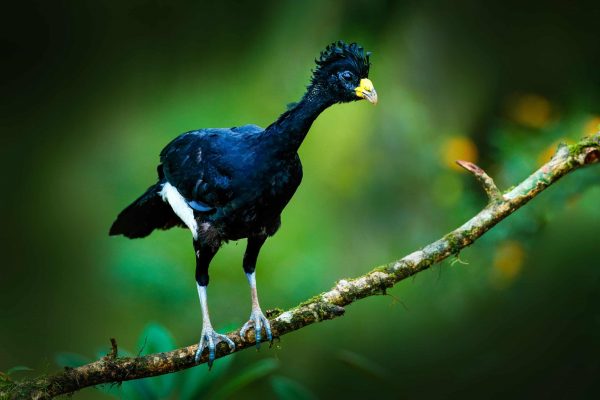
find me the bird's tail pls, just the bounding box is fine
[109,182,181,238]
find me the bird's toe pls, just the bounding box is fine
[217,332,236,353]
[195,333,207,364]
[196,328,235,368]
[260,314,273,343]
[253,314,263,346]
[240,309,273,348]
[239,320,254,340]
[207,335,216,367]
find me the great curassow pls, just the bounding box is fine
[110,41,377,367]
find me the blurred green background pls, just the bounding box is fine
[1,0,599,398]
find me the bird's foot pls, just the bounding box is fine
[239,308,273,348]
[195,325,236,367]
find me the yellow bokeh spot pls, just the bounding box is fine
[584,116,600,135]
[492,240,525,288]
[507,94,552,129]
[442,136,478,171]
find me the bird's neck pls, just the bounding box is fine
[264,84,333,154]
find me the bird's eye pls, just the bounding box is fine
[341,71,352,81]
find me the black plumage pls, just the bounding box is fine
[110,41,377,366]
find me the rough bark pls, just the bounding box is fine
[2,134,599,400]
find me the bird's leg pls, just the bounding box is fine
[194,241,235,367]
[239,235,272,347]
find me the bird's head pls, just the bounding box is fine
[311,41,377,105]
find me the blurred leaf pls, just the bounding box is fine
[337,349,390,381]
[97,380,155,400]
[5,366,33,375]
[55,353,91,368]
[122,380,157,400]
[136,322,177,355]
[179,352,235,400]
[136,323,178,398]
[211,358,279,400]
[270,375,317,400]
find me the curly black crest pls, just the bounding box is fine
[313,41,371,80]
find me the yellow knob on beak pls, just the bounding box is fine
[355,78,378,104]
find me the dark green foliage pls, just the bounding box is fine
[270,375,318,400]
[209,358,279,400]
[336,350,389,381]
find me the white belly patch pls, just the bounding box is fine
[160,182,198,239]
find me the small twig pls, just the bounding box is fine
[456,160,503,202]
[136,336,148,358]
[451,254,469,266]
[108,338,118,360]
[3,133,599,400]
[385,293,409,310]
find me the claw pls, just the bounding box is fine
[195,326,236,367]
[239,308,273,348]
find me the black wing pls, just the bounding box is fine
[109,182,184,238]
[159,125,263,211]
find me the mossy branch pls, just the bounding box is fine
[2,134,599,400]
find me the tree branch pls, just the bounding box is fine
[455,160,502,202]
[3,134,599,400]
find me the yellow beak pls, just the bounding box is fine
[355,78,378,104]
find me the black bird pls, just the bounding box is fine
[110,41,377,366]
